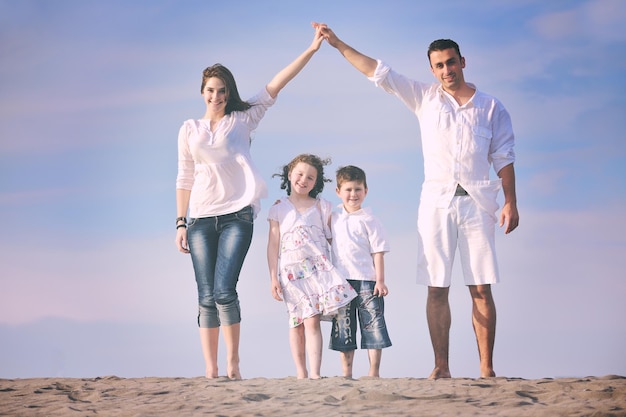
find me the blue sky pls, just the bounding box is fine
[1,0,625,379]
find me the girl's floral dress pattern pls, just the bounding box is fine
[268,197,357,328]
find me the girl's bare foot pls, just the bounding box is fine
[227,365,242,380]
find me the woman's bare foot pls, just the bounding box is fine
[205,365,219,379]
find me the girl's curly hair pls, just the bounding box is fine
[273,154,332,198]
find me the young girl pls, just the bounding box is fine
[267,154,357,379]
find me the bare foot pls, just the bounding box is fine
[206,367,219,379]
[227,367,242,380]
[480,369,496,378]
[428,367,451,380]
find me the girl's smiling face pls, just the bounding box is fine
[288,162,318,197]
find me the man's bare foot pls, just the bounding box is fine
[206,367,219,379]
[480,369,496,378]
[428,367,452,380]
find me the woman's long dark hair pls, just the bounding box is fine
[201,64,251,114]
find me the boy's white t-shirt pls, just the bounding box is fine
[330,205,390,282]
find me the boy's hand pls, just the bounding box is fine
[374,282,389,297]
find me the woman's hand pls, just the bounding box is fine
[176,227,190,254]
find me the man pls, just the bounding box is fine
[316,22,519,379]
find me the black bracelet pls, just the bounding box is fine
[176,216,187,225]
[176,224,187,230]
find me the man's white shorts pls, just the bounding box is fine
[416,196,499,287]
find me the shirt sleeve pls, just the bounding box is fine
[267,200,282,222]
[176,120,195,190]
[365,213,390,254]
[368,60,429,114]
[489,101,516,174]
[244,88,277,133]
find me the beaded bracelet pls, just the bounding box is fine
[176,224,187,230]
[176,216,187,225]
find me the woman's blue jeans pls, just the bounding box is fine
[187,206,254,328]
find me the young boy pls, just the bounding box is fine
[329,165,391,378]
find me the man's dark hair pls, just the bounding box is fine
[427,39,462,61]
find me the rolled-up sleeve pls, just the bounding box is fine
[489,103,516,174]
[244,88,277,132]
[368,60,428,114]
[367,60,391,87]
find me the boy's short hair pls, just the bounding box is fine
[336,165,367,189]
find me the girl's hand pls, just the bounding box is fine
[271,279,283,301]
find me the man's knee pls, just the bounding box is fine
[469,284,493,300]
[428,286,449,302]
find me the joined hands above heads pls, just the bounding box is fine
[311,22,335,45]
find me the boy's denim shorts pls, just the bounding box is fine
[329,280,392,351]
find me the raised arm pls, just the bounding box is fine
[265,25,324,98]
[314,22,377,77]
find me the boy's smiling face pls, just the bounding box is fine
[336,180,368,213]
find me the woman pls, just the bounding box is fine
[175,26,324,379]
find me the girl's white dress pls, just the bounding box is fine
[268,197,357,328]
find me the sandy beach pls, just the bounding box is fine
[1,375,624,417]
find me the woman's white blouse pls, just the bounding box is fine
[176,88,276,218]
